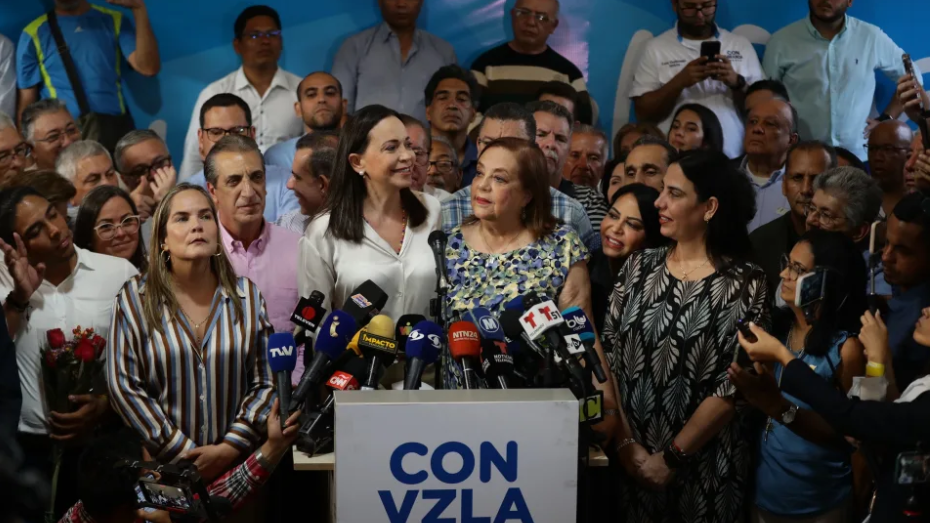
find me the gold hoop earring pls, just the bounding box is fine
[214,244,223,257]
[161,249,170,263]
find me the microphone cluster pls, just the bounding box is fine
[274,279,609,456]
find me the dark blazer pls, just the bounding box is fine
[588,249,616,334]
[750,212,800,298]
[0,314,20,441]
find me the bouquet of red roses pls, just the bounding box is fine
[40,326,106,414]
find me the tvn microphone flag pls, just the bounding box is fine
[267,332,298,429]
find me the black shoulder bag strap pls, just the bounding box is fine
[45,10,91,117]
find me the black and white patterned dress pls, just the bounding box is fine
[603,246,769,523]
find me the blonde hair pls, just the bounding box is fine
[143,183,242,333]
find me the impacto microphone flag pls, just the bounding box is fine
[267,332,298,430]
[448,321,482,389]
[341,281,388,328]
[463,307,504,341]
[290,310,358,412]
[403,320,444,390]
[357,315,397,390]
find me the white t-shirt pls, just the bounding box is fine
[630,24,764,159]
[0,247,138,434]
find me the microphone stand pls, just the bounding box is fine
[431,272,448,390]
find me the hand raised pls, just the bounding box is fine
[0,233,45,304]
[150,165,177,204]
[859,311,890,364]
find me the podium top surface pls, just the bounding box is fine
[333,388,578,405]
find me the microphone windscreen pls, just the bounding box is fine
[463,307,504,341]
[347,328,365,356]
[405,320,444,363]
[366,315,395,339]
[268,332,298,372]
[498,309,527,340]
[448,321,481,360]
[428,230,447,250]
[313,310,357,359]
[561,306,594,335]
[342,280,389,324]
[503,295,525,311]
[395,314,427,351]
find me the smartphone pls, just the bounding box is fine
[904,54,925,112]
[135,480,194,513]
[701,41,721,62]
[895,451,930,485]
[796,269,829,309]
[732,318,756,369]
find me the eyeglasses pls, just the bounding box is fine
[0,143,32,166]
[202,127,251,142]
[412,147,429,166]
[804,202,845,228]
[679,2,718,15]
[34,125,80,144]
[512,7,554,24]
[243,30,282,40]
[124,156,172,179]
[429,159,455,173]
[94,215,141,240]
[780,254,810,282]
[867,145,911,155]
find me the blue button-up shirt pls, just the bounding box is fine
[188,164,299,224]
[332,23,457,122]
[739,156,790,232]
[263,135,299,169]
[441,186,600,252]
[763,15,917,161]
[887,282,930,389]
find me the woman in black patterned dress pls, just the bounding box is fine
[604,150,770,522]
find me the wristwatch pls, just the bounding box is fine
[662,441,689,469]
[876,113,892,122]
[780,404,799,425]
[730,74,747,90]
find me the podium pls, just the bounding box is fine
[294,389,593,523]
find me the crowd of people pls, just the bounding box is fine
[1,0,930,522]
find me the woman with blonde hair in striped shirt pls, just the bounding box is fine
[106,183,274,481]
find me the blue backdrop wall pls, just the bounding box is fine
[2,0,926,165]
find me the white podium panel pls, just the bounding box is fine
[335,389,579,523]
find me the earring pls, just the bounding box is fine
[704,215,712,223]
[214,244,223,257]
[161,248,170,263]
[357,170,365,177]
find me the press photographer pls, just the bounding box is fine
[58,399,299,523]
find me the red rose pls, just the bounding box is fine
[74,340,96,362]
[46,329,66,349]
[44,350,57,368]
[91,335,106,357]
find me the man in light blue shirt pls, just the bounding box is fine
[763,1,917,161]
[332,0,457,123]
[264,71,345,169]
[187,93,297,223]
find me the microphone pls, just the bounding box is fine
[291,291,327,348]
[290,310,358,412]
[448,321,482,389]
[463,307,505,341]
[395,314,427,353]
[481,338,514,389]
[267,332,298,430]
[512,294,587,397]
[561,306,607,384]
[341,280,388,328]
[357,315,397,390]
[403,320,445,390]
[428,230,450,292]
[300,357,366,443]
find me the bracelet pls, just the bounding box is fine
[4,292,27,313]
[866,361,886,377]
[604,409,620,417]
[614,438,636,454]
[254,448,276,472]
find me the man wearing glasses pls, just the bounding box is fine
[179,5,302,181]
[868,121,913,218]
[0,113,33,183]
[424,65,480,187]
[470,0,593,123]
[401,114,452,202]
[188,93,298,224]
[427,135,462,196]
[332,0,457,123]
[632,0,763,159]
[113,129,176,232]
[20,98,81,170]
[764,0,919,163]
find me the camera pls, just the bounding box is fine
[119,459,229,522]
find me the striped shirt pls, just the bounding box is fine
[275,209,311,235]
[570,183,608,233]
[106,275,274,463]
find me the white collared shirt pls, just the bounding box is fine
[298,193,442,320]
[0,247,138,434]
[630,24,764,159]
[179,66,304,181]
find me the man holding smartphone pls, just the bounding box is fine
[630,0,763,159]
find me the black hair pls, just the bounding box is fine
[74,185,148,273]
[526,99,574,129]
[295,130,339,152]
[787,140,839,171]
[76,427,144,518]
[199,93,252,129]
[670,103,725,153]
[477,102,537,139]
[234,5,281,39]
[424,65,480,109]
[0,186,43,246]
[893,189,930,253]
[324,105,427,242]
[772,229,868,357]
[745,79,790,105]
[296,71,343,99]
[601,155,626,201]
[309,147,336,179]
[674,150,757,271]
[834,146,869,172]
[609,183,670,250]
[535,81,584,121]
[204,135,263,187]
[631,135,679,165]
